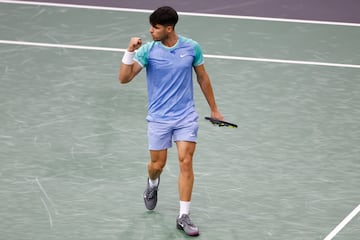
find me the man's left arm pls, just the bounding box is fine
[194,64,224,120]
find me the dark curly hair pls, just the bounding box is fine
[149,6,179,27]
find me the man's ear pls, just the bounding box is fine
[166,25,174,32]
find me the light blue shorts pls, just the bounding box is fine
[147,112,199,150]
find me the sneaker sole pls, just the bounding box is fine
[177,223,200,236]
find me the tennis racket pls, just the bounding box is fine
[205,117,238,128]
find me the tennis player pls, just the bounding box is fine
[119,6,223,236]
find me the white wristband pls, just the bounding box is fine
[122,50,135,65]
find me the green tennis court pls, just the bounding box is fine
[0,2,359,240]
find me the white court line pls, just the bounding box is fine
[0,40,125,52]
[324,204,360,240]
[1,0,360,27]
[1,39,360,69]
[35,178,54,228]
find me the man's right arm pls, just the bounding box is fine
[119,37,143,84]
[119,60,142,84]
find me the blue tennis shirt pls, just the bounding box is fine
[134,35,204,122]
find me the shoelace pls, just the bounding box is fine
[181,215,195,227]
[145,186,157,199]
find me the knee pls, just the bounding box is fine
[179,157,193,172]
[149,160,165,172]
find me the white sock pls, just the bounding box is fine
[148,177,159,188]
[179,201,191,217]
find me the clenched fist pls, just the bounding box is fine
[127,37,142,52]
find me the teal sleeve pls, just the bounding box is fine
[134,42,152,67]
[193,41,204,66]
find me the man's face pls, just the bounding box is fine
[149,24,172,41]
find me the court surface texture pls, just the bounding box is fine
[0,1,359,239]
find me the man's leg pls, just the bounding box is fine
[175,141,199,236]
[145,119,173,210]
[176,141,195,202]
